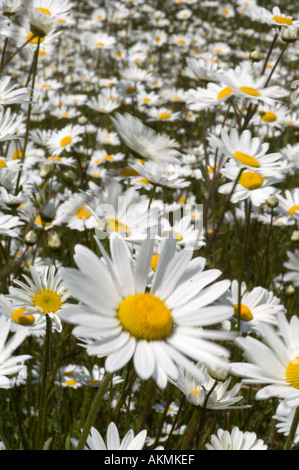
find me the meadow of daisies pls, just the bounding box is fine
[0,0,299,452]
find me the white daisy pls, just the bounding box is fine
[46,124,84,156]
[283,250,299,287]
[169,362,249,410]
[61,233,234,388]
[9,264,72,333]
[111,113,182,164]
[276,189,299,224]
[231,312,299,407]
[206,426,268,450]
[0,294,46,336]
[219,280,286,334]
[0,315,31,389]
[71,422,153,450]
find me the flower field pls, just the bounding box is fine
[0,0,299,452]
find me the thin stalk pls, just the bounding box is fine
[237,200,252,331]
[0,36,33,75]
[284,406,299,450]
[76,372,114,450]
[0,425,11,450]
[195,381,218,449]
[15,38,40,195]
[34,314,52,449]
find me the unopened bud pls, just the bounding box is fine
[78,115,88,125]
[24,230,38,246]
[40,165,52,179]
[250,49,262,62]
[291,230,299,242]
[266,195,279,208]
[47,231,61,250]
[207,364,229,382]
[280,26,299,43]
[285,284,295,296]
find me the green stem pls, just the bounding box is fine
[284,406,299,450]
[76,372,113,450]
[15,38,40,195]
[34,314,52,449]
[237,200,252,331]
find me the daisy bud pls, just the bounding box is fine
[40,202,56,223]
[250,49,262,62]
[25,230,38,246]
[207,363,229,382]
[280,26,299,43]
[285,285,295,297]
[291,230,299,242]
[47,231,61,250]
[78,115,88,125]
[62,169,77,183]
[40,165,52,179]
[266,195,279,208]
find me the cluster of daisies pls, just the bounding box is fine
[0,0,298,451]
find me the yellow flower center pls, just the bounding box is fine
[0,158,6,167]
[233,151,260,168]
[65,379,77,386]
[118,293,173,341]
[60,136,72,147]
[12,308,35,325]
[96,42,105,47]
[106,218,130,234]
[159,112,171,120]
[239,171,264,189]
[286,357,299,389]
[239,86,261,97]
[272,15,292,25]
[150,254,160,272]
[217,87,233,100]
[26,33,45,44]
[12,150,22,160]
[35,7,51,14]
[191,390,199,397]
[48,155,61,162]
[233,304,253,322]
[289,205,299,216]
[33,289,62,314]
[261,111,277,122]
[76,206,92,219]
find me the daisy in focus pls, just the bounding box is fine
[231,312,299,407]
[9,264,72,332]
[205,426,268,450]
[61,233,234,388]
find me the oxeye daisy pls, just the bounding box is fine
[111,112,182,164]
[219,280,286,334]
[210,128,289,178]
[61,233,234,388]
[71,422,160,450]
[9,264,72,333]
[283,250,299,287]
[206,426,268,450]
[276,189,299,224]
[218,159,282,207]
[0,294,46,336]
[0,315,31,389]
[46,124,83,156]
[169,362,248,410]
[231,312,299,407]
[183,81,235,112]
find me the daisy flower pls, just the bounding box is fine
[0,316,31,389]
[184,57,219,82]
[276,189,299,224]
[0,105,24,142]
[61,233,234,388]
[274,399,299,446]
[169,362,249,410]
[183,81,235,112]
[111,112,182,164]
[206,426,268,450]
[283,250,299,287]
[219,280,286,334]
[210,128,289,178]
[129,160,190,189]
[231,312,299,407]
[46,124,83,156]
[53,193,98,232]
[248,5,299,28]
[0,213,23,237]
[0,294,46,336]
[220,62,288,104]
[9,264,72,333]
[31,0,72,18]
[71,422,158,450]
[218,159,282,207]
